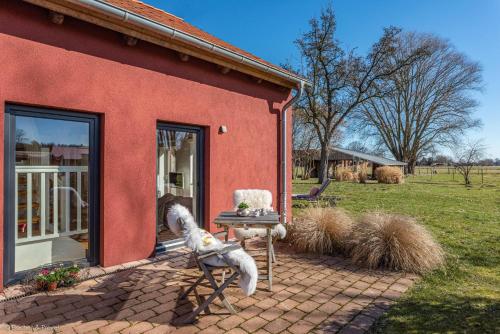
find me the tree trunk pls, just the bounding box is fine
[318,145,329,184]
[464,169,471,185]
[406,158,417,175]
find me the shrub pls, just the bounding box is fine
[335,167,354,182]
[287,207,353,254]
[349,212,445,274]
[375,166,404,184]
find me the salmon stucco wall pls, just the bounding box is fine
[0,1,294,286]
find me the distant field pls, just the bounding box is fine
[411,170,500,186]
[415,165,500,175]
[293,166,500,184]
[293,174,500,333]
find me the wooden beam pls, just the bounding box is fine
[218,66,231,74]
[123,35,138,46]
[178,52,190,62]
[48,10,64,24]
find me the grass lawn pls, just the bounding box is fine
[292,172,500,333]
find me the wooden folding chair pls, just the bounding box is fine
[178,236,242,324]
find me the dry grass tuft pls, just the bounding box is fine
[357,166,369,184]
[335,167,354,182]
[351,171,360,183]
[375,166,404,184]
[287,207,353,254]
[349,212,445,274]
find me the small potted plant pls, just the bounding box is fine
[237,202,251,216]
[59,265,80,287]
[35,269,59,291]
[34,265,80,291]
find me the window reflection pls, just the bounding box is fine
[157,129,198,242]
[14,116,90,272]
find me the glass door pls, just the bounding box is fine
[156,124,203,246]
[4,105,100,284]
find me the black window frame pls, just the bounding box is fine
[3,104,100,285]
[156,122,204,249]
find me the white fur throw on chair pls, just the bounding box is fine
[233,189,286,240]
[233,189,273,211]
[167,204,258,296]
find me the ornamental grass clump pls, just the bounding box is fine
[335,167,354,182]
[349,212,445,274]
[287,207,353,254]
[375,166,404,184]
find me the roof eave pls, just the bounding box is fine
[23,0,309,89]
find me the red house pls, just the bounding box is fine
[0,0,305,287]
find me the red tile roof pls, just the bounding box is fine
[102,0,287,74]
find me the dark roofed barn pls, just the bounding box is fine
[296,147,407,179]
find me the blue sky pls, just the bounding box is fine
[17,116,89,146]
[151,0,499,158]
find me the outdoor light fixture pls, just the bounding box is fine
[219,125,228,134]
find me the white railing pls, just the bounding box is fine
[15,165,88,244]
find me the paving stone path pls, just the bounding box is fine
[0,242,417,333]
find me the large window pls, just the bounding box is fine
[156,124,203,244]
[4,105,99,284]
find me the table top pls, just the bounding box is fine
[214,211,280,226]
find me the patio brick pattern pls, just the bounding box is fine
[0,242,417,333]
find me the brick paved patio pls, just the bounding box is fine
[0,241,417,333]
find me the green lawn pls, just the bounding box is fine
[293,173,500,333]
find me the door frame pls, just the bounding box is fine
[3,104,100,285]
[156,122,204,250]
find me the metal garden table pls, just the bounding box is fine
[214,211,280,291]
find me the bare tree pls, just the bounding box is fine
[293,150,316,180]
[346,141,369,153]
[294,5,425,183]
[292,108,319,179]
[453,139,485,185]
[356,32,483,174]
[15,129,27,143]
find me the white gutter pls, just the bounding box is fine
[281,81,305,224]
[62,0,307,87]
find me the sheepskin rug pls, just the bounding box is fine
[167,204,258,296]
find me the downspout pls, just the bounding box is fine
[281,81,305,224]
